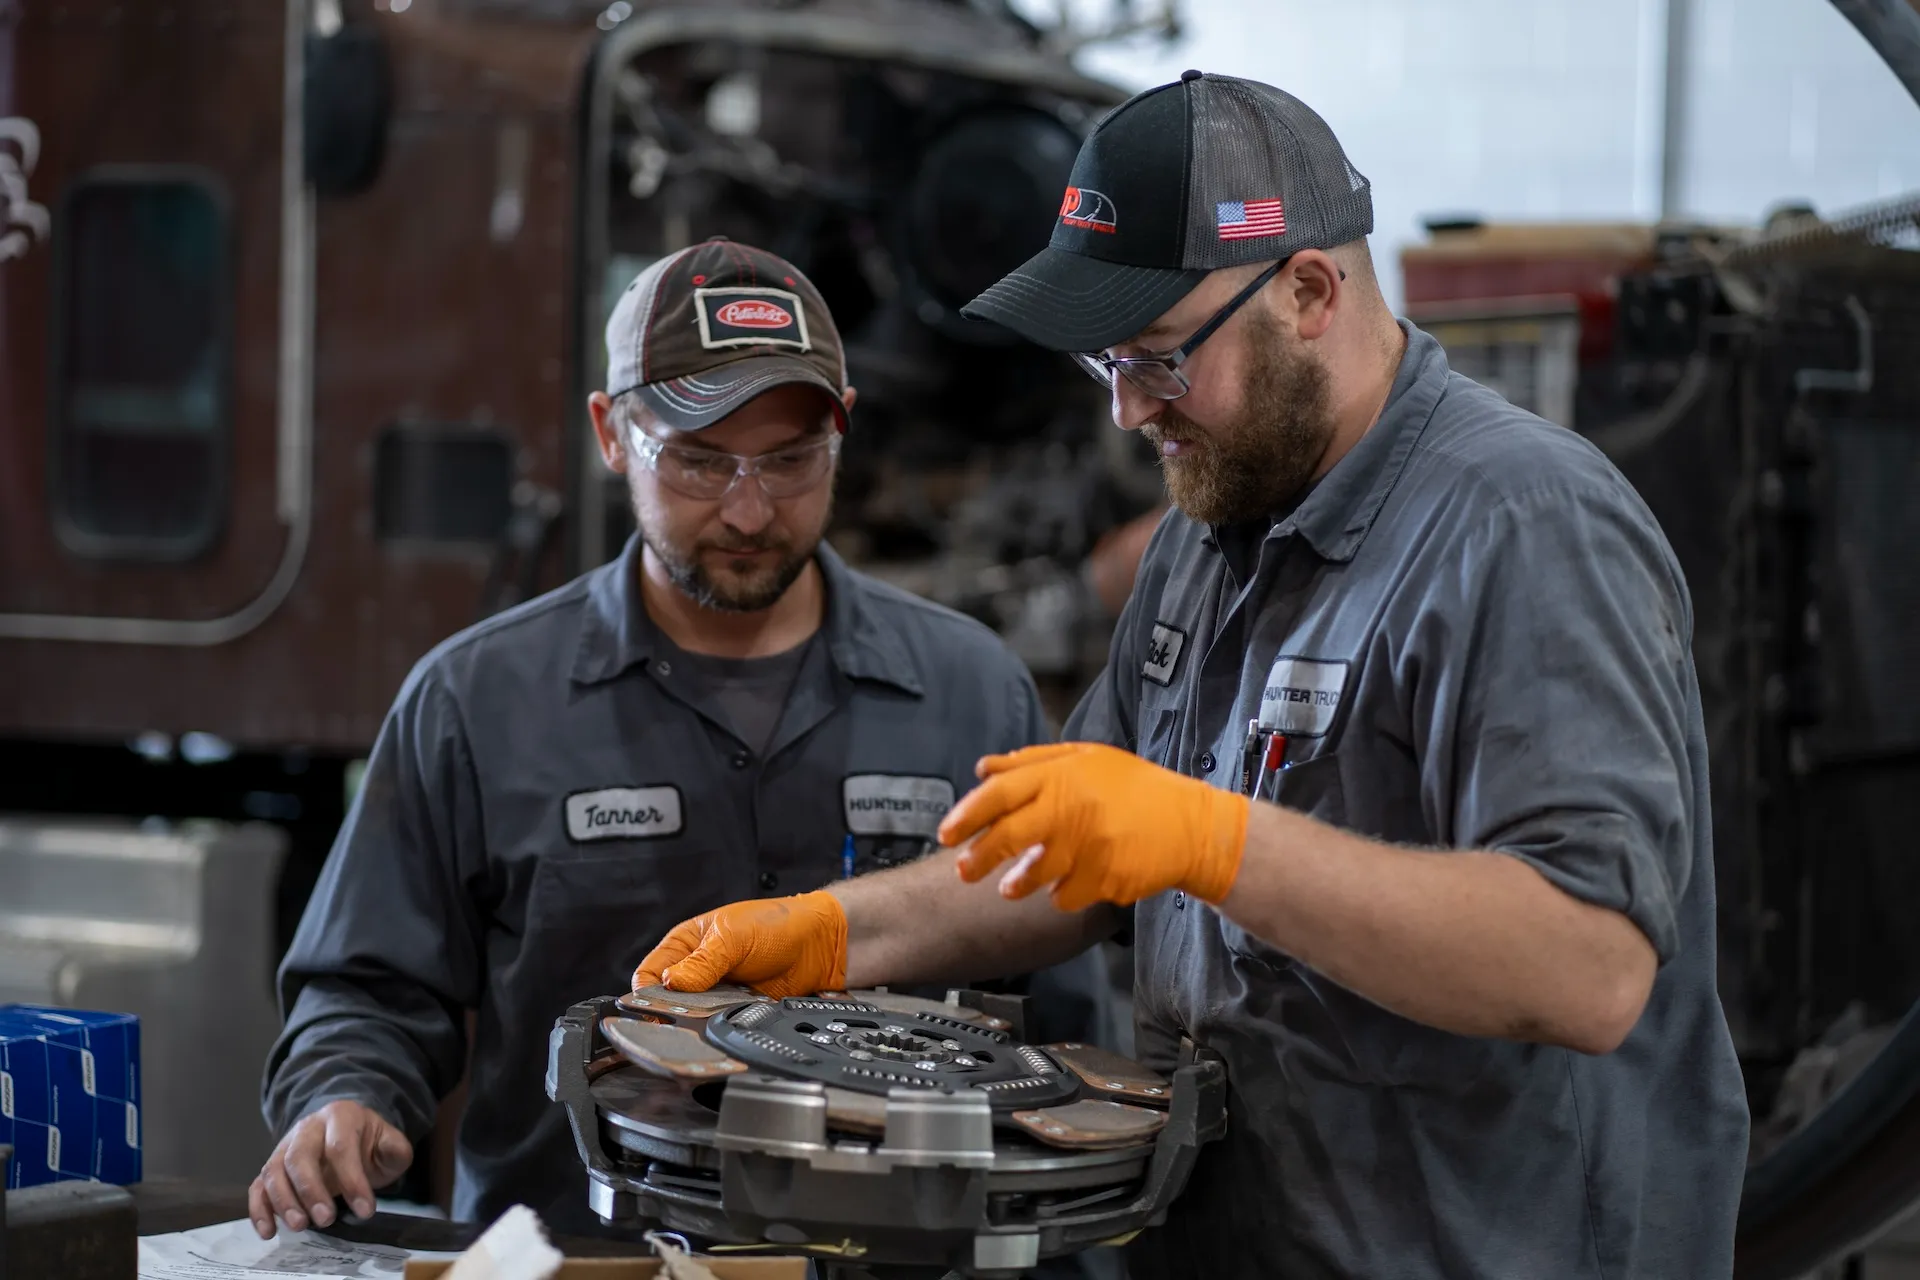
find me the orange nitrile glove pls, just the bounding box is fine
[938,742,1250,912]
[631,891,848,999]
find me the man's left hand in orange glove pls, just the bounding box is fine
[938,742,1250,911]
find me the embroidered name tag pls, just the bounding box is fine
[693,286,810,351]
[565,786,685,842]
[1259,657,1349,737]
[843,775,956,838]
[1142,622,1187,687]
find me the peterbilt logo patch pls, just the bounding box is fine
[565,786,685,841]
[1142,622,1187,687]
[843,774,956,838]
[1259,657,1349,737]
[694,286,810,351]
[1059,186,1117,234]
[715,299,793,328]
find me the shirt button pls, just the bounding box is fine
[731,752,751,770]
[1173,891,1187,910]
[758,871,779,892]
[1198,752,1216,773]
[654,660,672,677]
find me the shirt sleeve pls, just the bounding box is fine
[262,663,489,1141]
[1005,659,1055,752]
[1414,480,1698,964]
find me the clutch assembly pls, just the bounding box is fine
[547,985,1226,1277]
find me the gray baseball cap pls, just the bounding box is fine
[961,71,1373,352]
[605,238,849,433]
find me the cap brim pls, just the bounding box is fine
[960,247,1209,351]
[630,355,848,433]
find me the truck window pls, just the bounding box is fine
[52,171,229,559]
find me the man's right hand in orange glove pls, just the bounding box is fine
[631,889,848,998]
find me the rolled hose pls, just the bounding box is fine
[1736,996,1920,1278]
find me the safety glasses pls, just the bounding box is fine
[627,421,840,501]
[1069,259,1296,401]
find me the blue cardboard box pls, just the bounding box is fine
[0,1005,141,1188]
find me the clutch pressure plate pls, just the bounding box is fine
[548,986,1226,1277]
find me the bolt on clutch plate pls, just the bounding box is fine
[548,986,1227,1277]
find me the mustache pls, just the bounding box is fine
[1142,417,1201,451]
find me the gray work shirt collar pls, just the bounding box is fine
[570,536,924,697]
[1224,321,1446,567]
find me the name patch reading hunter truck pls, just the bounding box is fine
[566,787,685,841]
[1259,657,1349,737]
[843,775,956,838]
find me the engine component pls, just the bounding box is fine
[899,107,1081,345]
[548,987,1226,1277]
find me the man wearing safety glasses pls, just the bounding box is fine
[252,239,1070,1237]
[636,76,1749,1277]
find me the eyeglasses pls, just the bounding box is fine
[1071,259,1313,400]
[626,421,840,501]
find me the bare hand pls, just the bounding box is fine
[248,1099,414,1238]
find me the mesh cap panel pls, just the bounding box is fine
[1182,77,1372,269]
[959,71,1376,351]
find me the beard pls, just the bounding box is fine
[1143,311,1336,526]
[633,490,827,613]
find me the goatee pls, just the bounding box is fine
[645,531,814,613]
[1144,311,1336,526]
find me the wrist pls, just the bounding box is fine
[798,888,851,989]
[1187,788,1250,905]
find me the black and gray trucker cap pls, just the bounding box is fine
[961,70,1373,352]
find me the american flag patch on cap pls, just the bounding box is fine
[1217,198,1286,241]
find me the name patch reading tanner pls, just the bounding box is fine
[843,775,956,838]
[566,786,685,841]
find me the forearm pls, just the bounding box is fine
[830,847,1121,987]
[265,977,460,1139]
[1220,804,1656,1054]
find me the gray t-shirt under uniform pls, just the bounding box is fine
[659,635,816,758]
[1067,323,1750,1279]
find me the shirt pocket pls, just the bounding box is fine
[1220,752,1348,969]
[519,845,728,1006]
[1265,749,1346,821]
[1136,704,1185,772]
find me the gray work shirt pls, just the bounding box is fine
[1068,324,1749,1279]
[266,539,1048,1226]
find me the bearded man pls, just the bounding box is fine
[250,239,1064,1236]
[633,75,1751,1279]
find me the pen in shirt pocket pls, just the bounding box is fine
[1253,732,1288,802]
[841,833,857,879]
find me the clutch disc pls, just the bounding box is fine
[549,987,1228,1277]
[702,993,1082,1110]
